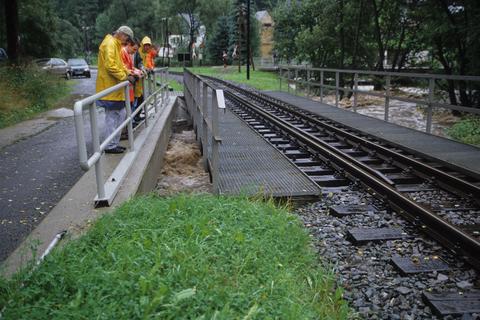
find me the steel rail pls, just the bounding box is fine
[204,77,480,270]
[206,76,480,201]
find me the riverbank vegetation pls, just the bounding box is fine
[272,0,480,110]
[447,116,480,146]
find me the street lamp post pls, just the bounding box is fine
[82,26,91,63]
[160,17,170,67]
[246,0,250,80]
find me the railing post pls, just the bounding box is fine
[143,84,149,128]
[124,87,134,150]
[385,75,391,122]
[142,78,148,100]
[307,67,311,96]
[149,73,153,103]
[426,78,435,134]
[89,102,105,199]
[195,77,201,141]
[335,71,339,108]
[212,90,220,193]
[295,67,298,96]
[279,67,282,91]
[353,73,358,112]
[287,67,291,93]
[320,70,324,103]
[153,70,158,113]
[202,83,208,170]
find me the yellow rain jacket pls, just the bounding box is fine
[96,34,129,101]
[134,36,152,98]
[139,36,152,65]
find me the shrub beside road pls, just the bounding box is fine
[0,64,71,129]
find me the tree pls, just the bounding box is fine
[4,0,19,62]
[414,0,480,108]
[20,0,58,58]
[207,15,231,64]
[166,0,201,67]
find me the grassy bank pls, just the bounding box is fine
[168,79,183,91]
[0,64,71,129]
[0,195,349,319]
[171,66,282,91]
[447,116,480,146]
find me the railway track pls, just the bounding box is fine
[200,76,480,313]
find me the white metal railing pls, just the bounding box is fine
[279,65,480,134]
[74,68,170,206]
[183,69,225,192]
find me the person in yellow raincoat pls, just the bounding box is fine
[96,26,136,154]
[133,36,153,118]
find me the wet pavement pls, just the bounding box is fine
[0,71,97,263]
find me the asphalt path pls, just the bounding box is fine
[0,71,97,263]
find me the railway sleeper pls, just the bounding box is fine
[326,142,351,149]
[284,151,311,159]
[385,173,423,184]
[423,291,480,317]
[395,184,437,192]
[276,143,298,151]
[257,129,274,134]
[347,227,410,245]
[269,138,290,144]
[341,149,368,157]
[293,159,325,167]
[461,224,480,238]
[302,166,335,175]
[310,175,350,187]
[355,156,384,165]
[369,164,401,174]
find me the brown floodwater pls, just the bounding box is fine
[315,87,460,137]
[156,130,212,195]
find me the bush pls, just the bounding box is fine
[447,116,480,146]
[0,195,349,319]
[0,63,70,128]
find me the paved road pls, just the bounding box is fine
[0,72,97,263]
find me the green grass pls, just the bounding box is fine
[170,66,284,91]
[0,64,71,129]
[168,79,183,91]
[447,116,480,146]
[0,195,349,319]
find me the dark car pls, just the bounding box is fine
[35,58,71,80]
[68,58,91,78]
[0,48,7,61]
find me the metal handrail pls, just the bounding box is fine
[74,67,170,206]
[280,65,480,81]
[278,65,480,134]
[183,69,226,192]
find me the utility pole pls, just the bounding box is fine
[166,18,170,67]
[246,0,250,80]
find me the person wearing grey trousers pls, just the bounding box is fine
[98,102,127,152]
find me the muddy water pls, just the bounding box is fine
[316,87,460,137]
[156,130,212,195]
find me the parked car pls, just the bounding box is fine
[0,48,7,61]
[35,58,71,80]
[67,58,91,78]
